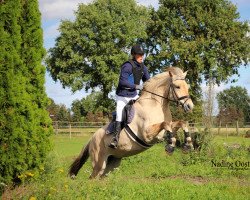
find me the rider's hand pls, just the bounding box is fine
[135,84,143,90]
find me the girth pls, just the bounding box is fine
[124,125,153,149]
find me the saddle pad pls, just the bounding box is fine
[106,105,135,135]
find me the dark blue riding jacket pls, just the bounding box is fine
[116,60,150,97]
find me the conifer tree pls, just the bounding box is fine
[0,0,52,185]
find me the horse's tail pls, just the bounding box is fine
[68,141,90,178]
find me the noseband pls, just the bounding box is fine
[142,78,190,107]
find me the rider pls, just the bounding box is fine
[109,44,150,149]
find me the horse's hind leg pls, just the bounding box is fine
[101,156,121,178]
[89,145,109,179]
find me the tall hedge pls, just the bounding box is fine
[0,0,52,185]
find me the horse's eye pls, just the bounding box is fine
[175,85,180,89]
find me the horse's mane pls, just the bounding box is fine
[143,67,184,92]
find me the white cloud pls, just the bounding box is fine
[137,0,158,8]
[39,0,159,20]
[39,0,92,20]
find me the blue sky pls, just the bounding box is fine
[39,0,250,108]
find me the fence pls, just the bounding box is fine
[52,121,108,139]
[52,121,250,138]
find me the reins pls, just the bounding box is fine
[142,78,190,106]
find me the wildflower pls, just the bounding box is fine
[29,197,36,200]
[57,168,64,173]
[26,172,35,177]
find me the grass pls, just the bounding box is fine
[2,130,250,200]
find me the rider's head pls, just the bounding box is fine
[131,44,144,64]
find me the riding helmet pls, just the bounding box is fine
[131,44,144,55]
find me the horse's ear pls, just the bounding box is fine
[169,71,173,78]
[183,70,188,78]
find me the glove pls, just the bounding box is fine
[135,84,143,90]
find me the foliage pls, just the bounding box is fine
[0,0,52,185]
[145,0,250,99]
[47,98,71,121]
[217,86,250,122]
[170,99,203,123]
[71,99,87,122]
[71,92,115,121]
[46,0,150,112]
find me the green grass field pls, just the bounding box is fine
[2,130,250,200]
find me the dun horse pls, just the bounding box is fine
[69,67,194,179]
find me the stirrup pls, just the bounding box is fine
[109,137,118,149]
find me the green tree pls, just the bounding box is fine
[145,0,250,98]
[57,105,71,122]
[81,92,115,117]
[71,99,87,122]
[47,98,60,120]
[170,101,203,123]
[46,0,149,115]
[217,86,250,122]
[0,0,52,185]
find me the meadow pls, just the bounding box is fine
[2,129,250,200]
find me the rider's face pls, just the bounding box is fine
[134,54,144,64]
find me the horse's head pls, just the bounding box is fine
[167,68,194,112]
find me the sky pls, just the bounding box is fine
[39,0,250,108]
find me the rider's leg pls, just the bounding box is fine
[109,95,127,149]
[109,95,139,149]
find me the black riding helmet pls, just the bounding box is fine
[131,44,144,55]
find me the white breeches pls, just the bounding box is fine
[116,95,139,122]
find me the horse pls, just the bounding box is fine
[69,67,194,179]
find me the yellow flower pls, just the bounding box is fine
[29,197,36,200]
[58,168,64,173]
[26,172,35,177]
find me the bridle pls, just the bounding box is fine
[142,78,190,107]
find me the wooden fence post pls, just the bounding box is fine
[218,120,221,135]
[69,123,72,139]
[55,121,58,135]
[226,124,228,138]
[236,121,239,136]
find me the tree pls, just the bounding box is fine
[217,106,244,125]
[47,99,71,121]
[46,0,149,115]
[145,0,250,99]
[0,0,52,184]
[81,92,115,117]
[170,101,203,123]
[71,99,87,122]
[217,86,250,123]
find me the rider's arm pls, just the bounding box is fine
[118,63,136,89]
[142,66,150,82]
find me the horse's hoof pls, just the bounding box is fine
[182,144,193,153]
[70,174,76,179]
[165,145,175,155]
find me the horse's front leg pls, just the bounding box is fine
[182,128,194,153]
[144,121,172,143]
[143,122,176,154]
[163,129,176,155]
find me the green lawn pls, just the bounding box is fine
[2,132,250,200]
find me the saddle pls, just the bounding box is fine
[106,100,135,134]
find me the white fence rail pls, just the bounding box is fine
[52,121,250,138]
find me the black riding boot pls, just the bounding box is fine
[109,121,121,149]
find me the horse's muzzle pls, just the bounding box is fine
[182,99,194,112]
